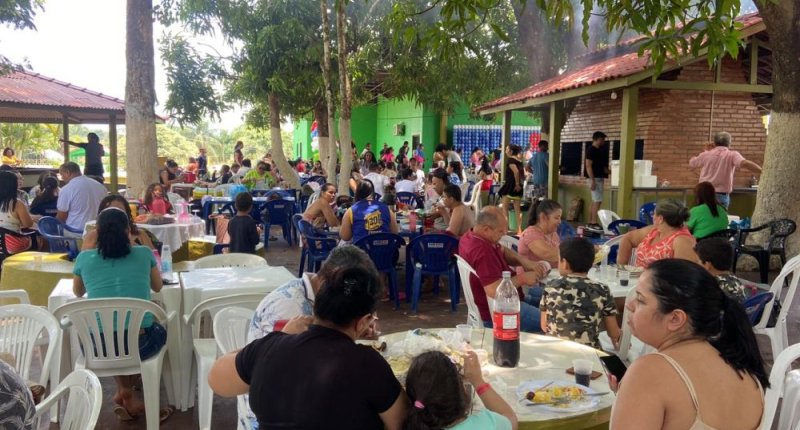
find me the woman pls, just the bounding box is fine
[490,148,502,171]
[72,208,168,421]
[311,160,326,176]
[470,147,485,168]
[688,182,729,240]
[498,145,524,234]
[233,141,244,166]
[361,151,377,176]
[82,195,156,250]
[381,147,395,164]
[142,183,174,215]
[478,157,494,207]
[209,266,406,430]
[303,183,339,229]
[617,199,697,267]
[28,171,57,199]
[447,161,464,186]
[518,199,561,273]
[340,180,399,243]
[29,176,59,216]
[242,161,275,190]
[0,171,35,253]
[349,166,363,195]
[159,159,185,191]
[610,259,766,430]
[441,184,474,237]
[2,148,20,166]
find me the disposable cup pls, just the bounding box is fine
[573,359,593,387]
[456,324,473,344]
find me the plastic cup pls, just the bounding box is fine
[619,270,630,287]
[456,324,473,344]
[32,255,42,269]
[617,224,630,234]
[573,359,593,387]
[603,265,616,282]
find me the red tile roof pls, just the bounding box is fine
[477,13,764,113]
[0,69,124,111]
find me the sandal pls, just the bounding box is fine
[113,404,137,421]
[159,405,176,423]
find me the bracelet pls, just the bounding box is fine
[476,383,491,396]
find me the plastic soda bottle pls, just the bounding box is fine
[160,245,173,282]
[493,271,520,367]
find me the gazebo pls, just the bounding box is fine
[0,69,126,190]
[476,13,772,219]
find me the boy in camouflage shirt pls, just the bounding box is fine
[539,237,620,349]
[695,238,748,302]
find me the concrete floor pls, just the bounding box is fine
[42,234,796,429]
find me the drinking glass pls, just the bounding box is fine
[456,324,473,344]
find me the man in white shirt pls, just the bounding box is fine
[394,169,418,194]
[363,162,389,198]
[409,157,426,193]
[436,143,462,165]
[56,162,108,237]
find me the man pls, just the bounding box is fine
[397,140,410,160]
[239,159,252,177]
[435,143,462,166]
[527,140,549,199]
[408,157,425,193]
[363,162,389,198]
[689,131,762,209]
[197,147,208,177]
[60,133,105,179]
[584,131,609,229]
[56,161,108,237]
[458,207,548,332]
[245,245,380,429]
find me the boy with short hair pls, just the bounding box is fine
[695,238,747,302]
[540,237,620,349]
[227,192,261,254]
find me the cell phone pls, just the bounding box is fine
[599,354,628,382]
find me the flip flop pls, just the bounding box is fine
[159,405,176,423]
[113,404,137,421]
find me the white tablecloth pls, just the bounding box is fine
[85,217,206,251]
[546,268,636,299]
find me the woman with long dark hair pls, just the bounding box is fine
[82,195,155,250]
[339,180,398,243]
[29,176,60,216]
[209,266,406,430]
[72,208,167,421]
[518,199,562,271]
[687,181,729,240]
[497,144,524,234]
[0,171,34,253]
[611,259,766,429]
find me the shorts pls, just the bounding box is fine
[86,322,167,361]
[590,178,605,202]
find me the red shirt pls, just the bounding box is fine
[458,230,523,322]
[296,163,306,173]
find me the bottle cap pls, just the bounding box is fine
[502,271,511,278]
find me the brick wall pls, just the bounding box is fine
[557,57,766,190]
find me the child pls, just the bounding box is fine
[143,183,173,215]
[404,350,516,430]
[695,237,748,302]
[540,237,620,349]
[227,192,261,254]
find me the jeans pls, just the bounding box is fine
[716,192,730,209]
[482,286,543,333]
[85,322,167,361]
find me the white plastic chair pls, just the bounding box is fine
[186,294,264,430]
[761,343,800,429]
[54,298,174,430]
[753,254,800,361]
[598,288,652,364]
[499,235,520,252]
[465,180,484,214]
[194,253,268,269]
[598,209,621,235]
[459,182,470,203]
[213,306,255,430]
[0,289,31,304]
[167,192,182,207]
[455,255,487,329]
[34,368,102,430]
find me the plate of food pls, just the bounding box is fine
[516,380,601,412]
[620,265,644,276]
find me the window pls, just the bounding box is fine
[559,142,586,176]
[611,139,645,160]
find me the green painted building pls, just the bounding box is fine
[293,96,540,168]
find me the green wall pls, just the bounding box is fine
[350,104,378,154]
[293,118,312,160]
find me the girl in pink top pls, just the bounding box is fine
[617,199,698,267]
[517,199,562,275]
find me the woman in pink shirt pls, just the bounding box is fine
[617,199,698,268]
[517,199,562,275]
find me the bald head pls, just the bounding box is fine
[477,206,506,229]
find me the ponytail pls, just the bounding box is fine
[526,199,562,227]
[710,294,770,388]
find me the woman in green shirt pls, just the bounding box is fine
[687,182,729,239]
[242,161,276,190]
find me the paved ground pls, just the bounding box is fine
[42,233,795,429]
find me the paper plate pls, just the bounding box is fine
[516,380,600,413]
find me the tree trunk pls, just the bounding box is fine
[512,2,559,86]
[335,0,353,195]
[315,102,330,175]
[125,0,158,198]
[320,0,338,185]
[268,93,300,189]
[750,0,800,258]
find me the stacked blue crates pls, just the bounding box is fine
[452,125,541,163]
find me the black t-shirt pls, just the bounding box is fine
[585,143,610,178]
[235,325,402,430]
[228,215,260,254]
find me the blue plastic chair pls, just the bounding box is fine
[297,222,337,273]
[37,216,80,259]
[639,202,657,224]
[262,199,294,248]
[608,219,647,235]
[405,234,460,313]
[293,214,307,276]
[355,233,405,310]
[464,181,476,202]
[396,192,422,209]
[212,243,229,254]
[557,221,576,241]
[743,291,775,326]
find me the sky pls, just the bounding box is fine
[0,0,244,129]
